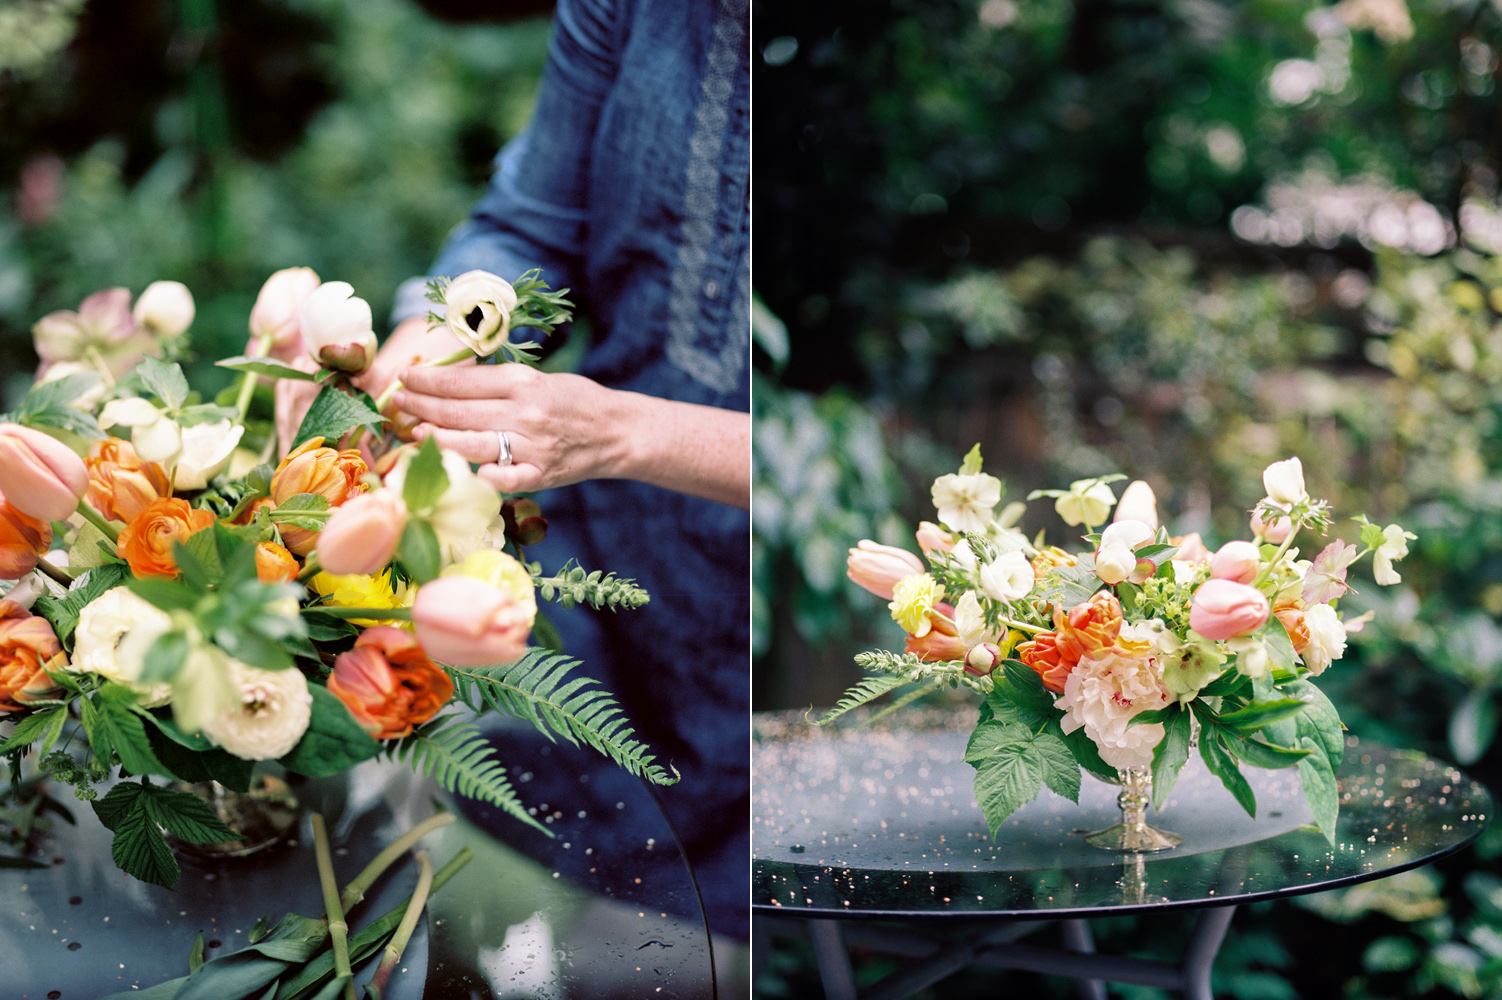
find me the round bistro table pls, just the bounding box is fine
[752,708,1493,1000]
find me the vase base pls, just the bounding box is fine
[1084,821,1182,853]
[169,775,300,858]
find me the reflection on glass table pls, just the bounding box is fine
[1,755,733,999]
[752,708,1493,999]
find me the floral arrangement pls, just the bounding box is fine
[0,267,670,889]
[841,445,1415,842]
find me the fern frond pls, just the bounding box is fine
[446,648,677,787]
[385,716,549,836]
[813,674,912,726]
[864,677,943,724]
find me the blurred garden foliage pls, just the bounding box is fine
[753,0,1502,996]
[0,0,551,409]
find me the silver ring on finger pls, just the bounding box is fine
[496,429,513,466]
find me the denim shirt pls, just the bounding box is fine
[394,0,750,940]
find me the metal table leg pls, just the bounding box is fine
[1061,920,1106,1000]
[1183,905,1236,1000]
[809,919,858,1000]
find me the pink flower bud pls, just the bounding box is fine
[1250,509,1292,544]
[964,642,1003,676]
[316,490,408,575]
[1210,540,1261,584]
[300,281,378,375]
[1189,578,1271,641]
[0,424,89,522]
[413,576,534,666]
[915,521,954,555]
[846,540,925,600]
[249,267,320,361]
[1172,532,1211,564]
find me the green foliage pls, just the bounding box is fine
[384,714,547,835]
[290,383,384,451]
[533,559,651,611]
[278,686,382,777]
[812,674,912,726]
[91,779,239,888]
[446,647,675,786]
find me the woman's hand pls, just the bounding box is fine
[393,364,749,507]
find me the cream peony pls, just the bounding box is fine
[1056,637,1171,770]
[70,585,174,705]
[931,472,1002,534]
[443,270,520,356]
[199,659,313,760]
[1302,603,1347,675]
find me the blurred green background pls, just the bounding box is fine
[753,0,1502,997]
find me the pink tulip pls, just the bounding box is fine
[0,424,89,522]
[1210,540,1261,584]
[846,540,924,600]
[1189,578,1271,641]
[1250,509,1293,544]
[413,576,533,666]
[915,521,955,555]
[316,490,408,575]
[249,267,320,362]
[1172,532,1211,564]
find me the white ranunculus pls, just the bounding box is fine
[931,472,1002,534]
[1056,647,1171,771]
[1262,457,1308,506]
[1373,523,1417,586]
[1302,603,1347,675]
[71,586,175,706]
[299,281,377,374]
[132,280,195,339]
[443,270,520,356]
[100,397,182,464]
[383,447,502,564]
[1056,479,1117,528]
[199,659,313,761]
[980,549,1034,603]
[172,420,246,491]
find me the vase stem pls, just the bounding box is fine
[1084,767,1182,853]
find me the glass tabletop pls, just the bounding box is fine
[1,757,719,999]
[752,707,1494,921]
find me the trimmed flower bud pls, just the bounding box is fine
[1210,540,1261,584]
[964,642,1004,677]
[1189,578,1271,641]
[0,423,89,522]
[847,539,925,601]
[501,497,549,547]
[132,280,195,339]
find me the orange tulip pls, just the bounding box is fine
[255,541,299,583]
[86,437,172,524]
[327,626,453,738]
[1053,591,1125,665]
[0,492,51,581]
[0,600,65,713]
[271,437,369,555]
[1017,631,1073,693]
[117,497,216,578]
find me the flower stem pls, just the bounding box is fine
[74,499,120,546]
[339,812,454,913]
[296,553,322,584]
[304,605,414,622]
[371,347,476,414]
[311,813,354,984]
[84,346,117,388]
[997,615,1048,635]
[1252,517,1304,590]
[35,557,73,588]
[365,850,434,999]
[235,334,275,423]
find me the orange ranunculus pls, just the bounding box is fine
[1053,591,1125,665]
[86,436,172,524]
[271,437,369,555]
[117,497,216,578]
[0,492,51,581]
[1274,601,1310,655]
[255,541,299,583]
[1017,630,1073,693]
[327,626,453,738]
[0,600,65,712]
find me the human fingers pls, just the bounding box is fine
[392,388,502,432]
[413,423,523,467]
[477,461,544,494]
[274,377,321,459]
[400,362,538,399]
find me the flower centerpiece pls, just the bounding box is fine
[0,269,670,888]
[841,445,1414,849]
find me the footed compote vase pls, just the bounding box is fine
[170,774,300,858]
[1085,766,1181,853]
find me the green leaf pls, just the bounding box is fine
[1035,727,1081,804]
[216,356,320,381]
[291,384,384,451]
[1359,520,1388,551]
[1285,678,1345,773]
[1198,725,1256,818]
[33,562,131,649]
[1215,697,1308,732]
[445,648,677,786]
[138,629,191,684]
[135,356,191,409]
[126,574,202,613]
[814,674,912,725]
[278,685,382,777]
[214,626,294,673]
[172,912,328,1000]
[1028,564,1102,618]
[397,519,442,585]
[531,607,564,652]
[190,932,206,973]
[1062,722,1119,782]
[995,658,1057,720]
[1150,706,1192,810]
[301,612,358,643]
[267,492,331,531]
[0,706,68,755]
[1297,734,1340,845]
[1232,734,1312,769]
[140,787,240,844]
[967,721,1045,837]
[1257,617,1296,673]
[1200,668,1250,699]
[93,781,182,888]
[401,434,449,514]
[958,443,984,475]
[95,685,172,777]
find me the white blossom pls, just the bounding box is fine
[200,659,313,760]
[931,472,1002,534]
[70,586,174,706]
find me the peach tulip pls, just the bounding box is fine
[0,600,65,713]
[270,437,369,555]
[904,605,966,661]
[0,494,51,581]
[317,490,407,576]
[0,423,89,522]
[1190,578,1272,641]
[846,540,925,601]
[413,576,534,666]
[1210,540,1261,584]
[86,437,172,524]
[1172,532,1211,564]
[328,626,453,739]
[254,541,299,584]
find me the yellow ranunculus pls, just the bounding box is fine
[889,573,943,637]
[312,569,415,628]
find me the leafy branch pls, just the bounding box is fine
[532,560,650,611]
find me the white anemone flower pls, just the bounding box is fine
[980,550,1034,603]
[1262,457,1309,507]
[172,419,246,491]
[99,397,181,465]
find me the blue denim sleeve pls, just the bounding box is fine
[391,0,628,327]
